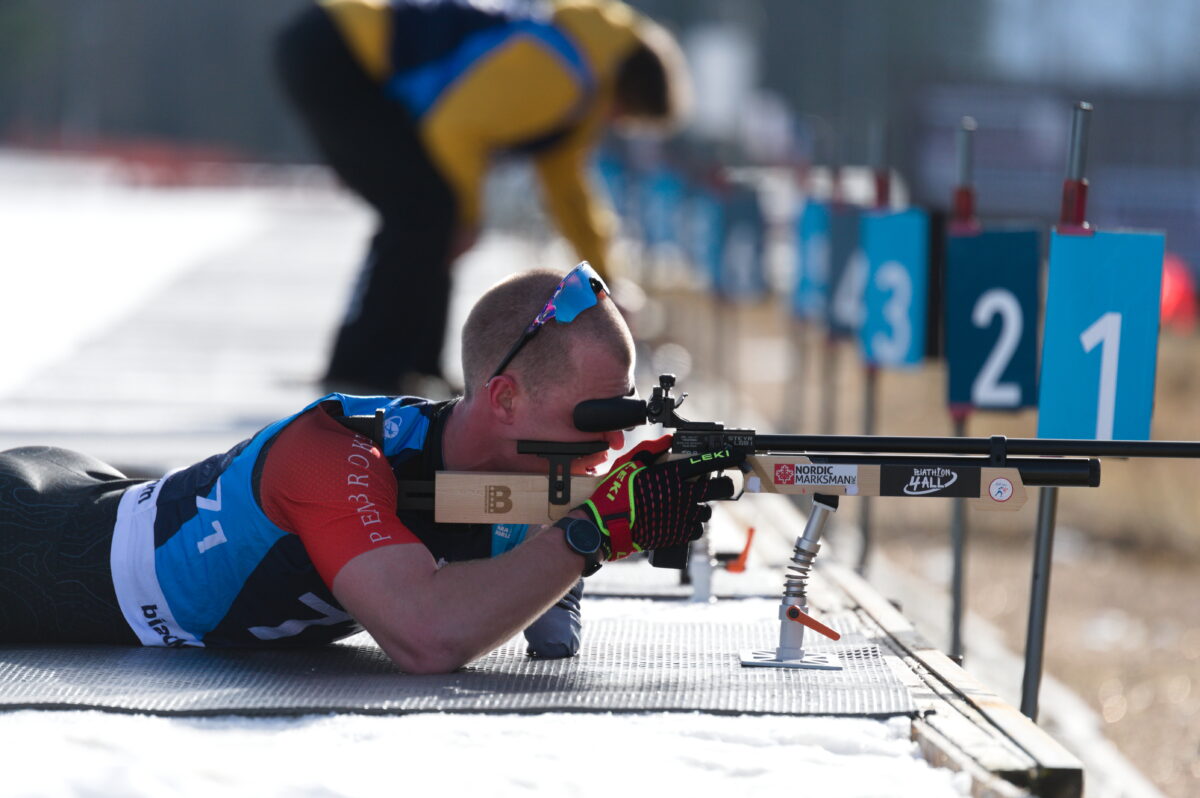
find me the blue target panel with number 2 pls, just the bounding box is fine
[859,208,929,367]
[945,228,1041,410]
[1038,230,1165,440]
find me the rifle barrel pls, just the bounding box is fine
[753,434,1200,459]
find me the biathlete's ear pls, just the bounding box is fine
[608,434,673,470]
[485,375,520,424]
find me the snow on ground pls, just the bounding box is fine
[0,155,273,397]
[1,711,969,798]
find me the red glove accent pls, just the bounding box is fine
[580,437,742,560]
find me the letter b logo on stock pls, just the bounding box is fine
[485,485,513,514]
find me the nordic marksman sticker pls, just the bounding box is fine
[774,463,858,488]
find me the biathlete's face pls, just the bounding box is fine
[507,342,634,476]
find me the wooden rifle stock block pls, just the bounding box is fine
[434,472,601,525]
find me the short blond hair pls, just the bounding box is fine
[461,269,633,398]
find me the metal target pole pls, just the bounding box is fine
[1021,101,1092,721]
[857,120,889,575]
[948,117,978,663]
[819,162,843,437]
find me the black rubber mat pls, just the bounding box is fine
[0,610,915,717]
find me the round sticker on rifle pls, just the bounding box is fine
[989,477,1014,502]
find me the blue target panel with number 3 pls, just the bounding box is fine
[945,228,1041,410]
[1038,230,1165,440]
[858,208,930,367]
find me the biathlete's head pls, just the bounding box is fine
[552,0,691,134]
[611,20,691,133]
[457,264,635,474]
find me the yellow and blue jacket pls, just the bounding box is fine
[320,0,648,276]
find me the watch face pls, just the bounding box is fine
[566,518,602,555]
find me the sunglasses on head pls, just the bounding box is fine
[487,262,609,384]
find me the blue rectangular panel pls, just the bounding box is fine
[945,229,1041,409]
[684,188,724,288]
[858,209,930,367]
[1037,230,1165,440]
[640,169,686,247]
[792,200,831,320]
[718,187,767,299]
[825,207,864,337]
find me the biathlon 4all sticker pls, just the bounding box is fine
[774,463,859,492]
[880,465,981,498]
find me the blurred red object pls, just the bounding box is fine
[1161,253,1197,334]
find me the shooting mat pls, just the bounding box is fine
[0,608,915,717]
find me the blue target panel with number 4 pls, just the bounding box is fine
[858,208,930,367]
[826,207,865,337]
[1038,230,1165,440]
[945,229,1041,410]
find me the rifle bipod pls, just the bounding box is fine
[741,494,844,670]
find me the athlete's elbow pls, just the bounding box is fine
[380,628,474,675]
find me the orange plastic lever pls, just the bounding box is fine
[785,605,841,641]
[724,526,756,573]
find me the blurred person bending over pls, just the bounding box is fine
[275,0,690,395]
[0,266,736,673]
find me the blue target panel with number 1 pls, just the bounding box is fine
[858,208,929,367]
[945,228,1041,410]
[1038,230,1165,440]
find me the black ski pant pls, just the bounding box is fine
[275,5,458,389]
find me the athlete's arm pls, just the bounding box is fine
[262,407,589,674]
[532,118,615,277]
[331,514,588,674]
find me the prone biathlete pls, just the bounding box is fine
[0,266,736,673]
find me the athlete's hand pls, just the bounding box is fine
[579,435,742,561]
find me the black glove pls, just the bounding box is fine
[579,436,741,560]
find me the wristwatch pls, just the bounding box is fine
[555,516,603,577]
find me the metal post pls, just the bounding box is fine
[820,336,838,434]
[857,136,890,575]
[948,118,977,661]
[1059,103,1093,232]
[951,117,979,235]
[857,365,877,574]
[1067,103,1092,182]
[1021,100,1093,721]
[1021,486,1059,720]
[949,413,969,662]
[790,318,807,432]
